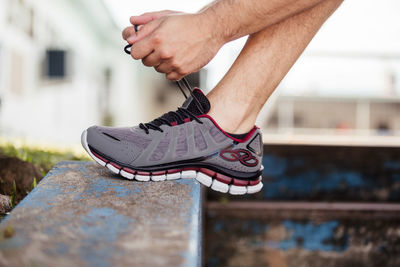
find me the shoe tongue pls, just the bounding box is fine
[182,88,210,115]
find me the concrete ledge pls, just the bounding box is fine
[0,161,203,267]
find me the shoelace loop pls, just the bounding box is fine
[139,108,203,134]
[124,27,205,134]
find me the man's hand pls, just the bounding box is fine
[122,0,327,80]
[122,11,224,81]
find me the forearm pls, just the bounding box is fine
[198,0,326,42]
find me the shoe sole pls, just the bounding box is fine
[81,130,263,195]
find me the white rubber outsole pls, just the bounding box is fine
[81,130,263,195]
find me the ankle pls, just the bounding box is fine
[206,102,256,135]
[206,85,260,134]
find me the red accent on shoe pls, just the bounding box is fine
[215,173,232,184]
[170,121,178,126]
[233,178,249,186]
[199,168,215,177]
[193,88,205,95]
[167,169,181,174]
[184,118,191,123]
[196,114,259,143]
[249,178,262,185]
[92,151,108,163]
[136,171,150,175]
[152,171,166,175]
[122,167,136,174]
[109,162,121,169]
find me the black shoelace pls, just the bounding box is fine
[137,79,205,134]
[124,32,205,134]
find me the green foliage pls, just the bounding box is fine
[32,177,37,190]
[10,181,16,208]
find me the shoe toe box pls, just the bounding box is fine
[85,126,144,165]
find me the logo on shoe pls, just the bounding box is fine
[219,149,258,167]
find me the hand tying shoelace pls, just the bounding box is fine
[124,26,205,134]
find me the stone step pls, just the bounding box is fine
[0,161,203,267]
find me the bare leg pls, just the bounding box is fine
[207,0,343,134]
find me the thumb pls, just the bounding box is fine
[127,19,161,44]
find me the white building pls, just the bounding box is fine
[0,0,148,145]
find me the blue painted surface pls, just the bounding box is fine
[251,220,346,252]
[0,161,203,267]
[255,146,400,201]
[279,220,347,251]
[385,161,400,170]
[210,218,347,252]
[78,207,135,267]
[262,155,372,196]
[262,157,371,198]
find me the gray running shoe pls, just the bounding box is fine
[81,79,263,195]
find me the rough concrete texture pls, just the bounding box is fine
[0,161,202,267]
[205,209,400,267]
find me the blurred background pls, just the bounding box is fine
[0,0,399,147]
[1,0,400,266]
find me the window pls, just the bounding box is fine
[45,49,67,79]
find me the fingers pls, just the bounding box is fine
[127,19,161,44]
[130,37,154,60]
[129,17,170,60]
[166,72,183,81]
[155,58,189,80]
[154,61,175,74]
[143,54,181,82]
[130,10,175,25]
[122,26,136,41]
[142,52,161,67]
[123,11,162,41]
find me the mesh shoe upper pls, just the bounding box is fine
[85,88,263,176]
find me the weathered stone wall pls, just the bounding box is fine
[0,161,203,267]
